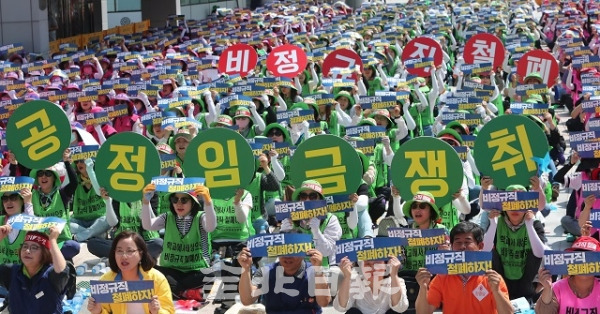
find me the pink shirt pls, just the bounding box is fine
[553,278,600,314]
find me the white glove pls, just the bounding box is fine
[302,120,310,130]
[84,158,94,168]
[348,207,358,229]
[475,105,486,118]
[280,218,293,232]
[261,94,271,108]
[381,136,391,148]
[362,169,375,185]
[309,217,321,231]
[416,102,428,112]
[248,101,257,111]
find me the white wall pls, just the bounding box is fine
[0,0,48,55]
[107,11,143,29]
[180,0,240,21]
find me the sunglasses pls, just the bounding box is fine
[267,129,283,137]
[299,192,320,200]
[36,170,54,178]
[1,194,20,202]
[170,195,192,204]
[411,202,429,210]
[75,160,85,164]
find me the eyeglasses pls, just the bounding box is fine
[21,244,41,252]
[1,194,20,202]
[411,202,429,210]
[115,250,138,257]
[299,192,320,200]
[36,170,54,178]
[170,195,192,204]
[267,129,283,137]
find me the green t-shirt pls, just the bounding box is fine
[0,215,26,264]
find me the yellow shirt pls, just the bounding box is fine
[99,267,175,314]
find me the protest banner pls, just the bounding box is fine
[581,180,600,198]
[481,190,540,212]
[6,100,71,169]
[426,250,493,276]
[274,200,328,221]
[95,132,161,202]
[336,237,403,262]
[517,49,559,87]
[90,280,155,304]
[401,37,443,77]
[544,251,600,276]
[247,233,313,257]
[322,48,363,80]
[150,177,205,193]
[463,33,505,69]
[387,228,447,247]
[8,214,66,232]
[0,176,34,194]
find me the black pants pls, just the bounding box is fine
[212,241,245,304]
[153,265,214,298]
[492,249,541,302]
[346,308,401,314]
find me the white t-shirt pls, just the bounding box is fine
[333,275,409,314]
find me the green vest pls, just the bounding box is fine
[409,105,434,129]
[116,201,159,241]
[367,77,384,96]
[160,211,211,271]
[279,155,292,188]
[440,202,460,231]
[157,192,172,215]
[495,218,531,280]
[297,213,333,267]
[333,212,358,240]
[327,112,340,137]
[373,144,389,189]
[403,222,446,271]
[212,192,255,240]
[0,215,26,264]
[386,59,399,77]
[32,190,72,243]
[72,184,106,220]
[247,173,264,221]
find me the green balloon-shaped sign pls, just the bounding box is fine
[6,100,71,169]
[290,134,363,196]
[184,128,255,199]
[391,137,464,207]
[474,115,549,189]
[96,132,161,202]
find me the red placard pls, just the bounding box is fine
[322,48,363,80]
[517,49,559,87]
[401,37,443,77]
[464,33,505,70]
[218,43,258,77]
[266,44,308,78]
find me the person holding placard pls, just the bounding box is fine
[415,222,512,314]
[246,152,283,234]
[238,246,331,313]
[140,183,215,300]
[30,149,81,260]
[86,231,175,314]
[69,158,110,242]
[0,188,33,264]
[233,106,266,139]
[0,226,70,314]
[358,63,387,96]
[334,254,409,314]
[482,181,547,302]
[535,235,600,313]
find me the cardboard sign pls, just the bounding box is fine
[581,180,600,198]
[481,190,540,212]
[474,115,549,189]
[150,177,205,193]
[463,33,505,69]
[322,48,363,80]
[345,125,387,141]
[426,250,492,275]
[183,128,254,199]
[266,44,308,78]
[517,49,559,87]
[391,137,464,207]
[570,131,600,158]
[274,200,328,221]
[0,176,34,194]
[509,102,550,115]
[7,214,66,232]
[324,194,354,213]
[160,154,177,172]
[387,228,447,247]
[69,145,99,161]
[90,280,155,304]
[95,132,161,202]
[336,237,403,262]
[290,134,363,196]
[6,100,72,169]
[401,37,443,77]
[544,251,600,276]
[218,43,258,77]
[247,233,313,257]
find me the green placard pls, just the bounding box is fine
[95,132,161,202]
[391,137,463,207]
[183,128,255,199]
[474,115,548,189]
[6,100,71,169]
[290,134,363,196]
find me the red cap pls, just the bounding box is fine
[567,236,600,252]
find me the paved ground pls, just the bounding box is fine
[68,105,573,313]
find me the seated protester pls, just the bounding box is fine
[280,180,343,267]
[482,181,547,302]
[535,230,600,313]
[246,152,283,233]
[87,231,174,314]
[141,183,216,300]
[87,188,164,261]
[415,222,513,314]
[30,149,80,260]
[334,255,409,314]
[263,123,294,201]
[238,247,331,314]
[70,158,110,242]
[0,188,33,264]
[0,227,70,314]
